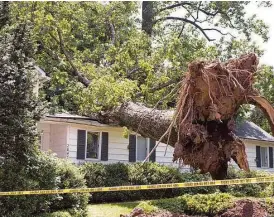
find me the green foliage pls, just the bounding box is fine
[0,152,88,217]
[264,197,274,215]
[6,2,271,113]
[226,166,271,197]
[81,162,184,203]
[136,201,159,214]
[38,211,72,217]
[50,159,89,216]
[150,193,233,216]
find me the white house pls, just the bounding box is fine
[37,113,274,172]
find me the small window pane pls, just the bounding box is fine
[86,132,99,159]
[261,147,268,168]
[137,136,147,161]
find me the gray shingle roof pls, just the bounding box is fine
[234,121,274,142]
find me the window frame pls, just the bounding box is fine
[85,131,102,160]
[260,146,269,168]
[136,136,149,162]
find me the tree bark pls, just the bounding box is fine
[0,2,9,29]
[142,1,154,36]
[98,101,178,146]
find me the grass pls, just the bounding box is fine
[87,201,139,217]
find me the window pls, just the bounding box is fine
[261,147,269,168]
[136,136,148,161]
[86,132,100,159]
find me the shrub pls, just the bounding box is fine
[179,172,218,194]
[226,166,271,197]
[263,197,274,215]
[151,193,233,216]
[81,162,130,202]
[82,162,184,202]
[38,211,72,217]
[0,153,59,217]
[50,159,89,216]
[0,152,88,217]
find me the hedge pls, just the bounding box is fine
[81,162,274,203]
[81,162,218,203]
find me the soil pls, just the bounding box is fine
[217,199,268,217]
[173,53,274,179]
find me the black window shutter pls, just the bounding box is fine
[129,135,136,162]
[256,146,261,168]
[101,132,109,161]
[269,147,273,168]
[77,130,86,160]
[149,139,156,162]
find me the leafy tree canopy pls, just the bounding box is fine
[8,1,273,132]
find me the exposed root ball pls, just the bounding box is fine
[173,53,269,179]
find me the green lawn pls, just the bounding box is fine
[87,202,139,217]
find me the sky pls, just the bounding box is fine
[248,3,274,67]
[171,2,274,67]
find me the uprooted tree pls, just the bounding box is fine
[6,2,274,179]
[97,53,274,179]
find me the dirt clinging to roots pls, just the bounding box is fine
[173,53,274,179]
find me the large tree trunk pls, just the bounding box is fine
[98,101,177,146]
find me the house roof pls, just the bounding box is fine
[234,121,274,142]
[44,113,274,142]
[43,113,109,127]
[46,113,97,121]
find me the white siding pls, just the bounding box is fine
[49,124,68,158]
[38,120,274,173]
[66,123,186,169]
[156,142,190,171]
[67,124,129,164]
[229,139,274,172]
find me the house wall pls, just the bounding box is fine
[39,121,274,173]
[38,122,68,158]
[61,122,181,168]
[229,139,274,172]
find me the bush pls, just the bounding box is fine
[151,193,233,216]
[226,166,271,197]
[81,162,184,202]
[0,152,88,217]
[50,159,89,216]
[81,162,130,202]
[179,172,218,194]
[38,211,72,217]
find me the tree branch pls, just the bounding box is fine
[49,27,91,87]
[135,77,181,97]
[109,22,116,45]
[154,16,215,41]
[203,28,235,38]
[157,2,193,14]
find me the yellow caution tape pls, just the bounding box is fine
[1,176,274,196]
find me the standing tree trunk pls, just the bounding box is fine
[142,1,154,36]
